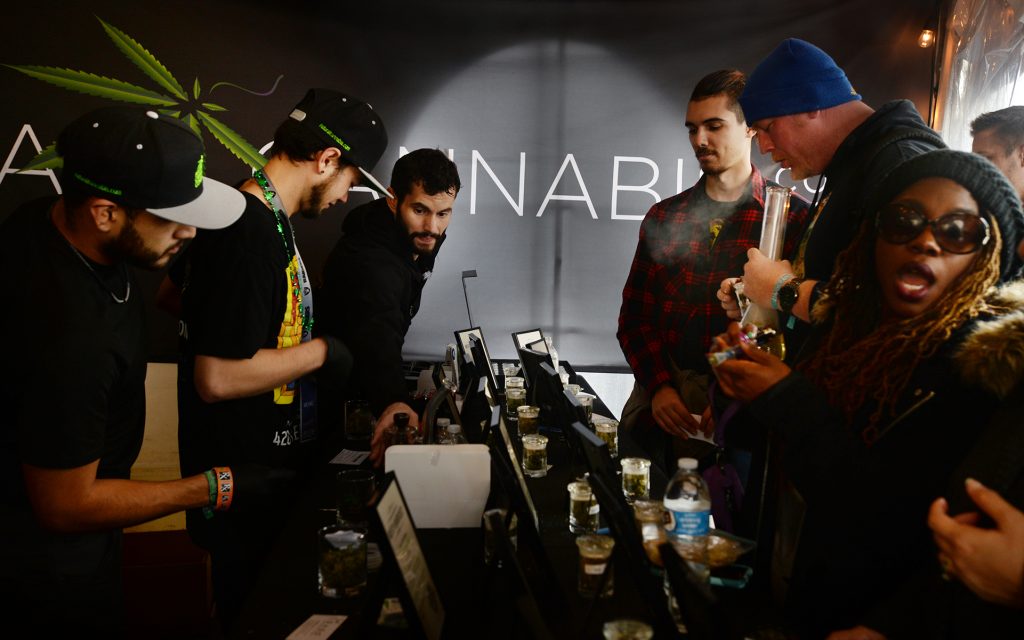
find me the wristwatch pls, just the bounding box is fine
[777,278,804,314]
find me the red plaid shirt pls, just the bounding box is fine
[617,165,810,391]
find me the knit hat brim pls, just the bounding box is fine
[867,149,1024,282]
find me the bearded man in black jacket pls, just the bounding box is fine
[318,148,461,465]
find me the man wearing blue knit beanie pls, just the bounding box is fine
[716,38,944,336]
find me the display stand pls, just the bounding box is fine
[362,473,446,640]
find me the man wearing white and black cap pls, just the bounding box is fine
[716,38,944,333]
[173,88,387,629]
[0,106,248,634]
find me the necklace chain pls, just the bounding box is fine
[54,209,131,304]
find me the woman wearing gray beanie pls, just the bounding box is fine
[710,149,1024,638]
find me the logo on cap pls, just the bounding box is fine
[317,123,351,151]
[74,172,123,196]
[194,154,206,188]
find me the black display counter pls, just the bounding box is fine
[231,368,772,639]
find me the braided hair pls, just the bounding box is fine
[800,212,1003,430]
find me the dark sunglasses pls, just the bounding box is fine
[876,204,991,254]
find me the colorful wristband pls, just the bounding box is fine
[204,469,217,506]
[212,466,234,511]
[769,273,795,311]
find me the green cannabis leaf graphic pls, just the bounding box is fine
[6,16,269,171]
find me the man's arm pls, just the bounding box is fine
[617,209,702,436]
[193,338,329,403]
[22,460,210,532]
[739,248,818,323]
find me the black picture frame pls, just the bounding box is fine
[487,406,538,530]
[454,327,499,397]
[517,347,553,396]
[368,472,446,640]
[530,360,573,432]
[486,407,566,618]
[459,377,493,444]
[482,508,555,640]
[511,328,546,354]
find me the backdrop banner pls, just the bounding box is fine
[0,0,935,366]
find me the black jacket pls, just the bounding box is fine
[750,283,1024,638]
[317,198,444,415]
[863,283,1024,639]
[802,99,944,285]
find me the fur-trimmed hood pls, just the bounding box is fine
[956,281,1024,398]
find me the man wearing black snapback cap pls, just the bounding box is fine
[0,106,252,633]
[173,88,387,629]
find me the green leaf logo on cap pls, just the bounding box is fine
[194,154,205,188]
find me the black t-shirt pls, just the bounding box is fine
[176,192,306,483]
[0,196,146,506]
[0,197,146,621]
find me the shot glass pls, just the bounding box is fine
[504,376,525,390]
[506,386,527,420]
[501,363,520,379]
[517,405,540,436]
[620,457,651,504]
[633,500,669,567]
[521,434,549,478]
[568,480,600,534]
[336,469,376,526]
[595,419,618,458]
[575,393,594,427]
[344,399,375,443]
[603,619,654,640]
[565,383,582,396]
[576,534,615,598]
[318,524,367,598]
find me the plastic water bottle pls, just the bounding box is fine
[435,418,451,444]
[663,457,711,582]
[445,423,468,445]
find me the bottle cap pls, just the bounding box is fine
[678,457,698,470]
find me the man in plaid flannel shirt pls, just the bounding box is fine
[617,70,809,469]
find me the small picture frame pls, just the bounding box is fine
[370,472,446,640]
[454,327,498,396]
[511,328,546,354]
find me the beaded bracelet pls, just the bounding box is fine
[212,466,234,511]
[769,273,795,311]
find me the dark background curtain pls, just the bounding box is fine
[0,0,937,366]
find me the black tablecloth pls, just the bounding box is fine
[231,367,770,639]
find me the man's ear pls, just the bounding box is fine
[386,187,398,214]
[317,147,343,174]
[87,198,121,233]
[1016,144,1024,168]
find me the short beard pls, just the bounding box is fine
[297,163,341,220]
[103,213,164,270]
[297,180,329,219]
[408,231,442,257]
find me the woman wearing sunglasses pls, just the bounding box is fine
[710,149,1024,639]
